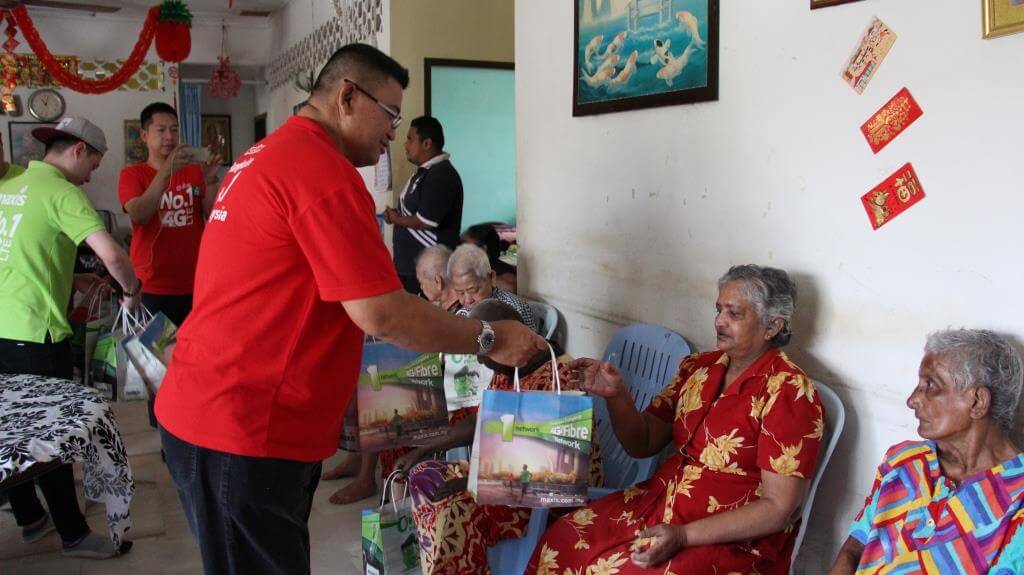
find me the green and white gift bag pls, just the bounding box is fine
[442,353,494,411]
[361,471,422,575]
[468,345,594,508]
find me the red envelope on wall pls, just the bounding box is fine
[861,163,925,230]
[861,88,923,153]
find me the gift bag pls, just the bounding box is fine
[468,345,594,508]
[91,305,150,401]
[354,342,449,452]
[122,312,177,397]
[361,472,422,575]
[71,286,116,387]
[338,396,360,452]
[442,354,494,411]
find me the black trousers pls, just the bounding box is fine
[140,293,192,428]
[161,428,322,575]
[0,337,91,544]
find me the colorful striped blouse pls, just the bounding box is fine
[849,440,1024,574]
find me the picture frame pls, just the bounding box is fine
[123,119,147,164]
[7,121,56,166]
[810,0,864,9]
[982,0,1024,39]
[201,114,232,166]
[573,0,718,117]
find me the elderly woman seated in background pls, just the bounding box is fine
[416,245,460,313]
[462,223,517,293]
[448,244,537,333]
[829,329,1024,575]
[527,264,825,575]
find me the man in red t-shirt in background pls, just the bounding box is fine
[154,44,546,574]
[117,102,220,326]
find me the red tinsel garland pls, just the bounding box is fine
[9,4,159,94]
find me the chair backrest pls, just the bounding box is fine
[595,323,691,489]
[527,301,559,342]
[789,380,846,574]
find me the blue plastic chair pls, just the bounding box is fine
[486,323,691,574]
[789,380,845,574]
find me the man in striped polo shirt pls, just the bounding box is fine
[383,116,463,295]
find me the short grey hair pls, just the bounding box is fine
[718,264,797,347]
[415,245,452,280]
[925,329,1024,434]
[447,244,492,281]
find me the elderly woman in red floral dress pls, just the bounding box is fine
[527,264,825,574]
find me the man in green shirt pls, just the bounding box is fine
[0,117,140,559]
[0,133,25,185]
[520,463,532,502]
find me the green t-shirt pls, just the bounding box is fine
[520,469,532,484]
[0,161,104,343]
[0,163,26,186]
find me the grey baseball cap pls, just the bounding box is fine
[32,117,108,154]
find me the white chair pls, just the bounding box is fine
[789,380,846,574]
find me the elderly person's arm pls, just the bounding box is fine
[570,358,673,458]
[630,471,809,568]
[827,537,864,575]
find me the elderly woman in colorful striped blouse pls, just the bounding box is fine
[829,329,1024,575]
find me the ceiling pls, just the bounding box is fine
[25,0,291,19]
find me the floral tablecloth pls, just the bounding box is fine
[0,374,133,547]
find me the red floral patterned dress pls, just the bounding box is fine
[526,348,824,575]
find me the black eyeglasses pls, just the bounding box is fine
[344,78,402,130]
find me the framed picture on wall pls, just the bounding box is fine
[124,119,147,164]
[983,0,1024,38]
[810,0,864,9]
[573,0,719,117]
[201,114,232,166]
[8,121,56,167]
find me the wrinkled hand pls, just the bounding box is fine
[486,320,548,367]
[630,524,687,568]
[568,358,626,399]
[393,447,427,475]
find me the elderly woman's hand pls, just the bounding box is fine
[569,358,627,399]
[630,523,687,568]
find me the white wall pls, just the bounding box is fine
[516,0,1024,572]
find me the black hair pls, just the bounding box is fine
[462,224,504,266]
[312,43,409,97]
[44,136,100,157]
[409,116,444,150]
[140,102,178,129]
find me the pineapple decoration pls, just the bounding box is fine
[155,0,192,63]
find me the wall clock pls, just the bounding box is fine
[28,89,65,122]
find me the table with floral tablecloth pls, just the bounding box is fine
[0,374,134,547]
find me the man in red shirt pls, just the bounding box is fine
[117,102,220,326]
[154,43,545,574]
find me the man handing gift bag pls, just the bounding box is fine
[468,345,594,508]
[361,471,422,575]
[354,341,449,452]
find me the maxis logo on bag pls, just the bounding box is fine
[159,183,198,227]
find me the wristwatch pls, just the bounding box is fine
[123,279,141,298]
[477,320,496,355]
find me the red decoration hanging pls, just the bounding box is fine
[208,22,239,99]
[1,11,18,112]
[155,0,192,63]
[9,5,159,94]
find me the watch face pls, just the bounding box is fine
[29,90,64,122]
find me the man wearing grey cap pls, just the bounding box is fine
[0,116,140,559]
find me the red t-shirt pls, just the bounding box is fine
[117,163,207,295]
[155,116,401,462]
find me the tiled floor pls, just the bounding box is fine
[0,401,372,574]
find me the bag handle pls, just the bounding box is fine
[513,343,560,394]
[379,469,408,513]
[112,303,153,336]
